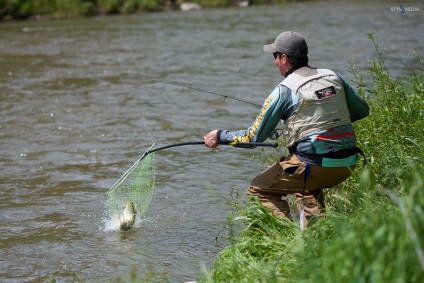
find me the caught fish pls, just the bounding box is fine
[119,200,137,231]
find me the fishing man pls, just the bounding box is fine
[204,31,369,228]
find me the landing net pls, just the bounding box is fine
[107,147,156,226]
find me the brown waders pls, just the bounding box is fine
[248,154,354,228]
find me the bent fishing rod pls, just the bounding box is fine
[106,141,277,195]
[112,74,262,108]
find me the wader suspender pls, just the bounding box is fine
[300,163,311,230]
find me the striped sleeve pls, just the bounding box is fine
[218,85,290,143]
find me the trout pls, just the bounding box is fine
[119,200,137,231]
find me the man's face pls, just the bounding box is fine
[274,53,287,76]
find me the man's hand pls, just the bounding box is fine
[204,130,220,148]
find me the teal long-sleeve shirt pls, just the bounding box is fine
[217,75,369,156]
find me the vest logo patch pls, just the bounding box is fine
[315,86,337,99]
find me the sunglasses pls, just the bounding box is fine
[273,52,283,59]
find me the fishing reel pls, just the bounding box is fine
[269,129,283,140]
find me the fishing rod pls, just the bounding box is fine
[106,141,277,195]
[115,74,262,108]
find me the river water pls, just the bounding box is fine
[0,1,422,282]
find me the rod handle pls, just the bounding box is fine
[226,142,278,148]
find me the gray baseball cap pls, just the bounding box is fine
[263,31,308,58]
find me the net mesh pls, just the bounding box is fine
[107,150,156,225]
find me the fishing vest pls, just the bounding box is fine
[280,67,351,146]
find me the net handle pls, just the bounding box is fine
[150,141,278,153]
[106,141,278,195]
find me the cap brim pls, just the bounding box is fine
[263,43,277,54]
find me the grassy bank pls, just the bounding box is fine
[199,35,424,282]
[0,0,289,21]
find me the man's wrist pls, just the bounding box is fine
[216,130,223,141]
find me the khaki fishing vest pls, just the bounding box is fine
[281,67,351,146]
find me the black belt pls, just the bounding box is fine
[289,146,366,167]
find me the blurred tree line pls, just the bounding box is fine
[0,0,288,21]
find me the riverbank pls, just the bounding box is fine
[198,35,424,282]
[0,0,290,21]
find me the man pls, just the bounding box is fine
[204,31,369,228]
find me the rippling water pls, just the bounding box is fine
[0,1,422,282]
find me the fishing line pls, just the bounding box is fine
[99,73,283,140]
[111,74,263,108]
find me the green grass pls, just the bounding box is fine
[201,198,301,283]
[199,34,424,283]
